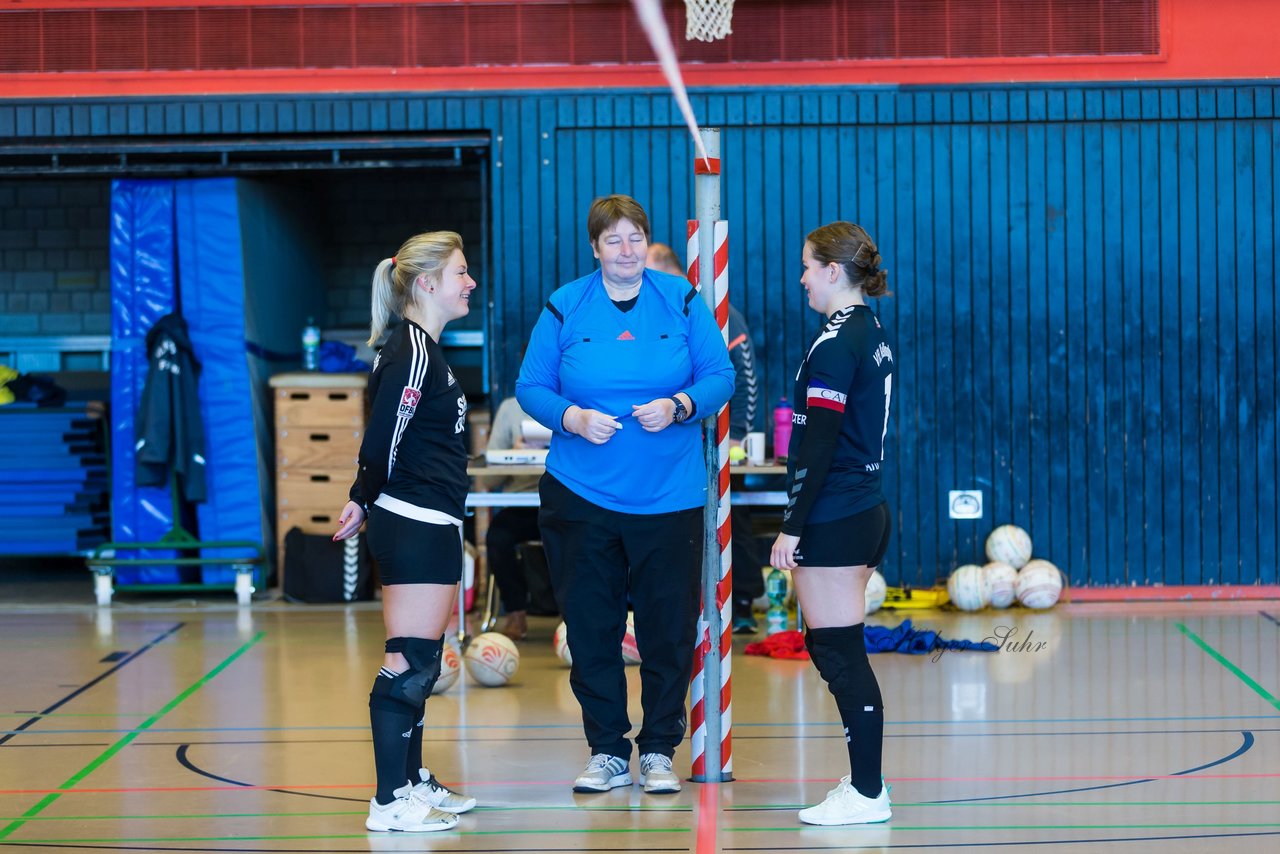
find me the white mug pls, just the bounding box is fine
[742,431,766,466]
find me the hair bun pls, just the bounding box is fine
[853,242,880,270]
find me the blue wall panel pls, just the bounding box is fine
[9,82,1279,587]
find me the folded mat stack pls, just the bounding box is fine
[0,406,108,556]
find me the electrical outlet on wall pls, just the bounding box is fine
[949,490,983,520]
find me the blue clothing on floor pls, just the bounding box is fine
[517,269,734,514]
[865,619,1000,654]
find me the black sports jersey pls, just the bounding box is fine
[783,304,894,535]
[348,320,469,520]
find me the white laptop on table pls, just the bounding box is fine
[484,448,548,466]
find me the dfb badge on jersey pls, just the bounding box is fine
[398,386,422,418]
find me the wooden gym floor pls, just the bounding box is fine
[0,600,1277,853]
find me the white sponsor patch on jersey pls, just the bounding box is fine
[446,369,457,387]
[398,386,422,418]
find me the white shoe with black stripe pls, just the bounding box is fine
[410,768,476,814]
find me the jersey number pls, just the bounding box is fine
[879,375,892,460]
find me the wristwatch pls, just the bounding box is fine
[669,396,688,423]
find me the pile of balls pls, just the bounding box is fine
[431,632,522,693]
[946,524,1064,612]
[553,614,641,667]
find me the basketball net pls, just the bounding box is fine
[686,0,734,42]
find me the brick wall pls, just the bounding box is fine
[0,169,484,339]
[0,180,112,336]
[304,167,484,331]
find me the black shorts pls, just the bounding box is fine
[794,501,892,568]
[367,504,464,586]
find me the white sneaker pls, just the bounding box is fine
[797,775,891,826]
[410,768,477,814]
[638,753,681,794]
[573,754,632,792]
[365,781,461,832]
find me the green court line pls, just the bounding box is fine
[6,800,1271,823]
[726,800,1280,810]
[1176,623,1280,711]
[0,632,266,842]
[7,823,1279,845]
[0,828,691,844]
[727,822,1280,832]
[0,805,692,821]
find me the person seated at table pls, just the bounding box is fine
[484,396,545,640]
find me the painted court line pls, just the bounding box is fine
[1176,623,1280,711]
[5,713,1277,737]
[2,772,1277,798]
[6,799,1278,822]
[0,623,184,747]
[0,632,265,842]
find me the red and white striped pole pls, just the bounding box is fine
[688,127,733,783]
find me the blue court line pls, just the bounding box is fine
[6,714,1277,737]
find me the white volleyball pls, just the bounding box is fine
[865,570,887,615]
[431,638,463,694]
[463,632,520,687]
[553,621,572,666]
[1016,559,1063,609]
[983,561,1019,609]
[985,524,1033,569]
[622,613,642,665]
[947,564,989,611]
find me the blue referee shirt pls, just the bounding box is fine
[516,269,734,514]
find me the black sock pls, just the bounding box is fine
[369,667,416,805]
[404,701,425,783]
[806,624,884,799]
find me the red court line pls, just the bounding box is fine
[736,774,1280,784]
[695,783,717,854]
[0,782,560,796]
[1070,585,1280,602]
[4,773,1279,797]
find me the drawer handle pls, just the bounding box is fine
[309,514,333,524]
[310,474,331,483]
[289,392,312,401]
[310,433,331,442]
[328,392,351,401]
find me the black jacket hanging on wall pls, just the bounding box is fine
[136,313,208,503]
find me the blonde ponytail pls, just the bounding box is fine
[368,258,397,346]
[365,231,464,347]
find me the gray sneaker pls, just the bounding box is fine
[573,753,632,792]
[410,768,476,814]
[639,753,681,794]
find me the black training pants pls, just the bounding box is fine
[485,506,542,613]
[538,474,703,761]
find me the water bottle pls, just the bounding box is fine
[302,317,321,371]
[773,397,794,462]
[765,567,789,635]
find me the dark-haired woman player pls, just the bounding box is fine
[770,221,896,826]
[334,231,478,832]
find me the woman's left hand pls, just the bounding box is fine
[632,398,676,432]
[770,533,800,570]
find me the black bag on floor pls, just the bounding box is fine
[519,541,559,616]
[283,527,373,603]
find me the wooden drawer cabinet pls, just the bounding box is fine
[269,372,368,586]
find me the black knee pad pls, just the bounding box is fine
[806,625,883,712]
[381,636,444,706]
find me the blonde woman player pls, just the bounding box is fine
[770,221,896,826]
[333,232,478,832]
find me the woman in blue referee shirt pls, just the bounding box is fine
[517,194,734,795]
